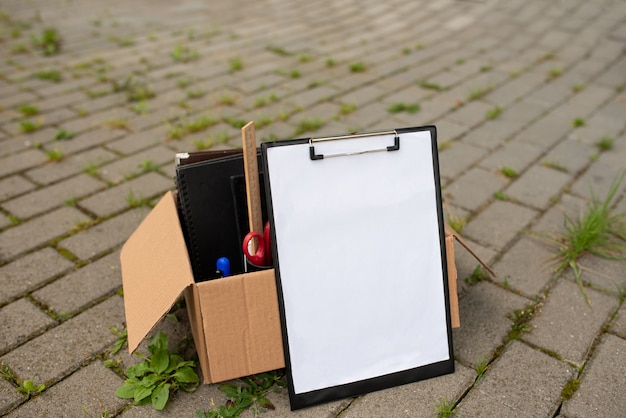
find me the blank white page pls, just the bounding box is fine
[265,130,450,395]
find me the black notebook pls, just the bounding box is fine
[175,151,266,281]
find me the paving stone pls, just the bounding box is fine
[452,282,529,365]
[78,172,172,218]
[0,379,23,417]
[98,145,175,184]
[0,248,74,304]
[25,147,118,185]
[433,118,468,142]
[563,253,626,296]
[525,279,619,365]
[462,201,538,249]
[570,160,626,201]
[446,101,492,128]
[5,360,127,418]
[461,120,521,150]
[505,165,571,210]
[561,333,626,418]
[2,174,105,219]
[50,127,124,155]
[541,138,595,175]
[492,236,556,298]
[443,167,508,212]
[0,149,47,178]
[478,141,543,174]
[0,207,91,262]
[0,176,36,202]
[59,207,149,260]
[455,341,575,417]
[342,362,475,417]
[610,304,626,338]
[438,142,488,181]
[0,298,55,356]
[0,296,124,386]
[32,251,121,317]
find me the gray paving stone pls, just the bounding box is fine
[570,160,626,201]
[524,279,619,365]
[97,145,174,184]
[0,296,124,386]
[530,193,587,233]
[51,128,124,155]
[78,172,172,218]
[452,282,529,365]
[32,251,122,317]
[0,207,91,261]
[438,142,488,181]
[541,138,594,175]
[564,253,626,296]
[478,141,543,174]
[0,176,36,203]
[461,120,521,150]
[0,248,74,304]
[342,362,475,418]
[446,101,492,129]
[455,341,575,417]
[443,167,507,212]
[505,165,572,210]
[610,304,626,339]
[0,149,47,178]
[59,207,150,260]
[0,379,23,417]
[5,360,127,418]
[492,236,556,298]
[463,201,538,249]
[452,237,498,297]
[0,298,55,356]
[2,174,105,219]
[561,334,626,418]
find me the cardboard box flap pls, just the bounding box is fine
[120,191,194,352]
[444,224,496,277]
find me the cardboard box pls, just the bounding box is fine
[120,191,489,384]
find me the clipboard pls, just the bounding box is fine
[261,126,454,410]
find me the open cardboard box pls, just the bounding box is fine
[120,190,492,384]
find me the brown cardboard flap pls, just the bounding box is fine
[120,191,194,352]
[197,269,284,383]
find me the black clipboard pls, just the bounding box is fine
[261,126,454,410]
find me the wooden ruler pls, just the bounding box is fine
[241,121,263,252]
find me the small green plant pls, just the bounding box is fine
[19,104,39,116]
[0,362,18,384]
[84,163,99,177]
[596,136,613,151]
[561,378,580,401]
[486,106,502,120]
[507,305,536,340]
[229,57,243,72]
[45,148,64,162]
[20,118,42,133]
[434,397,455,417]
[54,129,74,141]
[171,44,199,62]
[115,332,198,410]
[126,191,149,208]
[105,118,131,131]
[326,58,336,67]
[465,264,489,285]
[266,45,291,56]
[294,117,324,135]
[217,93,236,106]
[110,326,128,355]
[31,28,62,55]
[131,101,148,115]
[572,84,586,93]
[547,67,563,80]
[223,117,247,129]
[17,379,45,397]
[288,69,300,78]
[196,371,285,418]
[419,80,444,91]
[467,86,491,101]
[109,36,134,47]
[500,165,518,178]
[112,76,155,102]
[533,172,626,304]
[186,89,205,99]
[480,65,492,72]
[542,161,568,173]
[387,102,421,114]
[138,159,159,173]
[438,141,452,151]
[340,102,357,115]
[494,190,509,201]
[8,214,21,225]
[193,137,214,150]
[446,213,466,234]
[349,61,366,72]
[298,53,313,63]
[572,117,586,128]
[474,358,489,382]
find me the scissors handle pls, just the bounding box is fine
[242,221,272,267]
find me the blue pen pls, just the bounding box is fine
[216,257,231,278]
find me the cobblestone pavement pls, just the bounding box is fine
[1,0,625,416]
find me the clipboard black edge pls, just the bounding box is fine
[261,126,454,411]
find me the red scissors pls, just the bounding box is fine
[242,221,272,267]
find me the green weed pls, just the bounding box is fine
[115,332,198,410]
[138,159,159,173]
[547,67,563,80]
[109,326,128,355]
[434,398,455,417]
[474,358,489,382]
[340,103,357,115]
[542,161,569,173]
[19,104,38,116]
[31,28,62,55]
[171,44,198,62]
[596,136,613,151]
[494,190,509,201]
[223,117,246,129]
[131,101,148,115]
[192,137,214,150]
[216,93,236,106]
[446,213,466,234]
[500,165,518,178]
[112,76,155,102]
[20,118,42,133]
[533,172,626,304]
[572,117,586,128]
[486,106,502,120]
[126,191,150,208]
[294,117,324,135]
[196,371,285,418]
[266,45,291,56]
[467,85,491,101]
[229,57,243,72]
[17,379,45,397]
[326,58,336,68]
[465,264,489,285]
[186,89,205,99]
[54,129,74,141]
[349,61,366,72]
[561,378,580,401]
[387,103,421,114]
[572,84,586,93]
[45,148,64,162]
[419,80,444,92]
